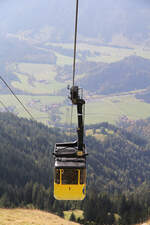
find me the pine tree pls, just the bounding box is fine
[70,212,76,222]
[32,182,39,206]
[24,181,33,204]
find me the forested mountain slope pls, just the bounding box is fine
[80,55,150,94]
[118,117,150,141]
[0,112,150,197]
[85,122,149,192]
[0,112,66,189]
[1,113,150,224]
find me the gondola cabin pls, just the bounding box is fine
[54,142,87,200]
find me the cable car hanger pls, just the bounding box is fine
[53,0,88,200]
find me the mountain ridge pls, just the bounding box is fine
[80,55,150,95]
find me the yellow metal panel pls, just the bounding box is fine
[54,182,86,200]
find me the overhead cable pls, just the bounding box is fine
[0,75,34,120]
[72,0,79,86]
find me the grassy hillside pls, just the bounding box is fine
[137,221,150,225]
[0,208,147,225]
[0,208,79,225]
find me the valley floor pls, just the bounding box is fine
[0,208,79,225]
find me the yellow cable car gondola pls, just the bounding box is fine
[53,1,87,200]
[53,86,87,200]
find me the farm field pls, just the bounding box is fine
[2,93,150,126]
[10,63,67,95]
[54,52,73,66]
[59,94,150,125]
[0,208,79,225]
[0,95,65,126]
[85,94,150,124]
[49,42,150,63]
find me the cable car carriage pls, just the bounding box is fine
[53,86,87,200]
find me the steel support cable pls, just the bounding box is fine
[72,0,79,87]
[0,76,34,120]
[69,0,79,135]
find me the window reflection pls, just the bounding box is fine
[62,169,78,184]
[55,168,86,185]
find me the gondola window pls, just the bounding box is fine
[62,169,78,184]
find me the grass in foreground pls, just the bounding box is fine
[136,221,150,225]
[0,208,79,225]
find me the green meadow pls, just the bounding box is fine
[50,42,150,63]
[0,94,65,126]
[85,95,150,124]
[11,63,67,94]
[54,52,73,66]
[2,93,150,126]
